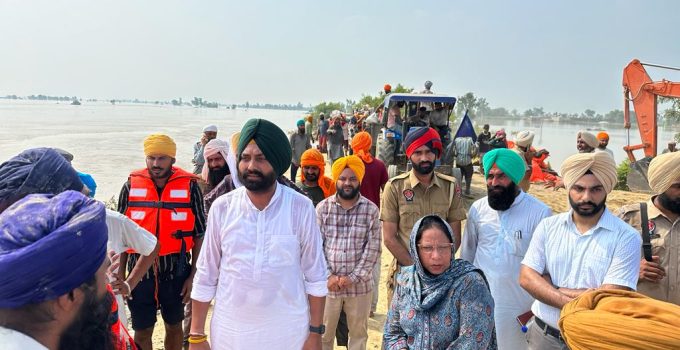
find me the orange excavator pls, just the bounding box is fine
[622,59,680,192]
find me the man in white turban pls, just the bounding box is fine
[201,139,238,193]
[520,151,641,349]
[617,151,680,305]
[576,130,598,153]
[192,125,219,174]
[512,130,535,192]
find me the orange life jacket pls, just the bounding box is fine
[125,167,196,256]
[108,285,138,350]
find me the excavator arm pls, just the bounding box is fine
[623,59,680,162]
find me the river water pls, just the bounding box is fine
[0,100,305,201]
[1,100,678,200]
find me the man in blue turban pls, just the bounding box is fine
[0,148,84,212]
[460,148,552,349]
[0,191,115,350]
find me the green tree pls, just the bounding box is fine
[353,83,414,110]
[604,109,624,122]
[477,98,490,118]
[455,92,478,118]
[660,97,680,123]
[311,101,345,119]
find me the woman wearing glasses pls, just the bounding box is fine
[383,215,497,349]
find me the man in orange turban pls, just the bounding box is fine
[296,148,335,206]
[595,131,614,158]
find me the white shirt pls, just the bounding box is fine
[192,183,328,349]
[521,209,642,328]
[105,209,158,327]
[0,327,48,350]
[596,147,615,160]
[461,191,552,350]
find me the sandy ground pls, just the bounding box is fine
[145,168,650,349]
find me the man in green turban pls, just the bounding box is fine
[462,147,552,349]
[237,118,293,180]
[191,117,328,348]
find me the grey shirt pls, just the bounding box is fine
[193,142,205,174]
[318,120,329,136]
[327,124,345,145]
[289,132,312,164]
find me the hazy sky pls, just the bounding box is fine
[2,0,679,113]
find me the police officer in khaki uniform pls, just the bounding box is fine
[380,127,466,304]
[616,151,680,304]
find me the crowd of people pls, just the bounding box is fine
[1,113,680,350]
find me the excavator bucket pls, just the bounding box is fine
[626,157,653,193]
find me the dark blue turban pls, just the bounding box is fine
[0,191,107,308]
[0,148,84,212]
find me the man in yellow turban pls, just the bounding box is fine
[119,133,206,350]
[316,155,381,350]
[519,151,641,350]
[297,148,335,206]
[617,151,680,305]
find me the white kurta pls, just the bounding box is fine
[105,209,158,327]
[0,327,48,350]
[192,183,328,349]
[460,191,552,350]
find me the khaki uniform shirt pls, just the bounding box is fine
[380,171,466,250]
[617,199,680,304]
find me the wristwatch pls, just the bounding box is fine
[309,324,326,335]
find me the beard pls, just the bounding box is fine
[59,288,114,350]
[303,172,319,182]
[487,182,518,211]
[569,195,607,217]
[239,169,277,192]
[412,160,434,175]
[336,183,361,200]
[149,166,172,181]
[658,192,680,214]
[208,165,230,186]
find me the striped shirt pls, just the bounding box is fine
[521,209,642,328]
[454,137,477,166]
[118,176,207,279]
[316,195,382,298]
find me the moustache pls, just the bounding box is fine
[575,201,597,207]
[244,170,264,177]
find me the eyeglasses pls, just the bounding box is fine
[417,243,454,255]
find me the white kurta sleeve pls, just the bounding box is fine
[191,200,224,302]
[118,212,157,256]
[460,204,479,263]
[299,201,328,297]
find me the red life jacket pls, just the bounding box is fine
[108,285,138,350]
[125,167,196,256]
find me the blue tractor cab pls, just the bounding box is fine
[374,93,457,178]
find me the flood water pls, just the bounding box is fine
[1,100,678,200]
[0,100,305,201]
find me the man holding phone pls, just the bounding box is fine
[460,149,551,350]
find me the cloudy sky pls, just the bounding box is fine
[1,0,679,113]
